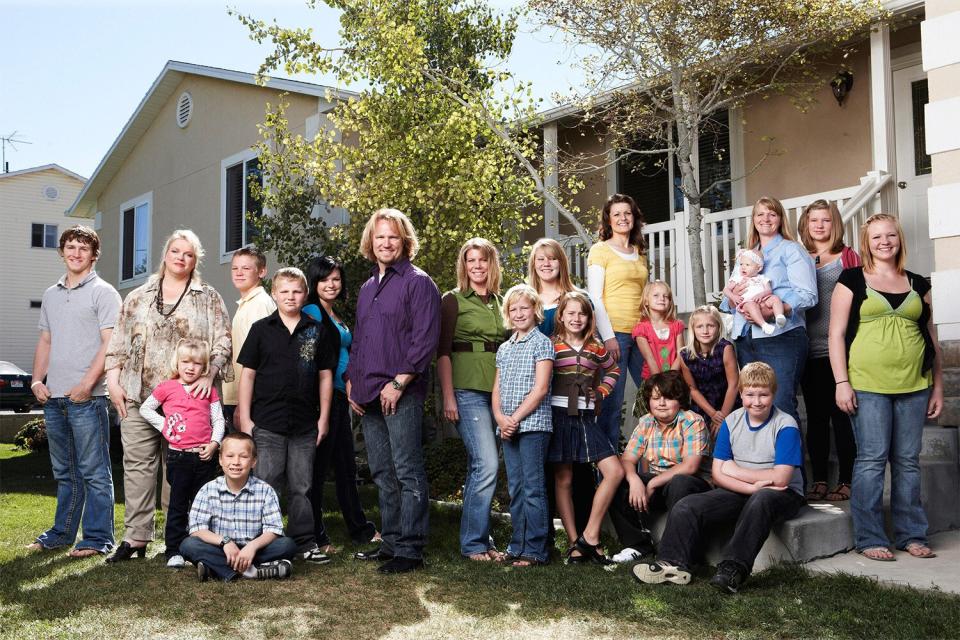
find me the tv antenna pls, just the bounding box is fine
[1,131,32,172]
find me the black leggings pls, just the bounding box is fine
[800,356,856,485]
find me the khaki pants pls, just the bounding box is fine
[120,402,170,542]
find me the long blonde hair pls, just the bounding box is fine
[156,229,204,281]
[682,305,723,357]
[859,213,906,274]
[639,280,677,322]
[747,197,796,248]
[526,238,575,296]
[455,238,502,294]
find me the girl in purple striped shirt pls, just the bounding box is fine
[547,292,624,565]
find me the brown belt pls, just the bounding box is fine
[451,341,501,353]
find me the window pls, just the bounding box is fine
[911,79,931,176]
[222,151,263,257]
[617,109,732,221]
[119,193,152,284]
[29,300,42,309]
[31,223,58,248]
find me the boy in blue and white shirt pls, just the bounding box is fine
[633,362,804,593]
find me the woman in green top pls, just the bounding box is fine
[829,214,943,561]
[437,238,505,561]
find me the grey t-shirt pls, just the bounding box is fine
[38,271,122,397]
[805,257,842,358]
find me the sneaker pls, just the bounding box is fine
[709,560,747,594]
[256,559,293,580]
[301,546,332,565]
[166,554,186,569]
[632,560,691,585]
[196,561,210,582]
[761,322,776,335]
[775,314,787,328]
[612,547,643,563]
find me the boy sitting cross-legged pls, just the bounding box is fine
[632,362,805,593]
[180,432,297,581]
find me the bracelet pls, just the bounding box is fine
[30,381,44,389]
[835,380,849,385]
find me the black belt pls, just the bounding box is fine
[451,341,501,353]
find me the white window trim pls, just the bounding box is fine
[220,148,269,264]
[118,191,153,289]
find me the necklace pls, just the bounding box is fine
[155,275,190,317]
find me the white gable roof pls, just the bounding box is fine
[66,60,355,218]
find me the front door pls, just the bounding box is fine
[893,63,933,275]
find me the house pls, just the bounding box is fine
[0,164,88,371]
[66,60,353,302]
[536,3,955,323]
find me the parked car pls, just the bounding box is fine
[0,361,36,412]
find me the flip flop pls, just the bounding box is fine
[858,547,896,562]
[905,543,937,559]
[467,552,493,562]
[825,483,851,501]
[806,482,828,501]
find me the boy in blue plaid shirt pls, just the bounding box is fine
[180,432,297,581]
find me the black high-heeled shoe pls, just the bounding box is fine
[574,536,613,566]
[105,541,146,563]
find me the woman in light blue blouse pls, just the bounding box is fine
[722,197,817,423]
[304,256,378,551]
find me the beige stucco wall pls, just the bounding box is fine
[0,168,87,371]
[94,75,320,301]
[558,122,608,236]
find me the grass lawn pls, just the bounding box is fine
[1,444,958,640]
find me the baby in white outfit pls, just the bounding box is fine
[723,248,786,335]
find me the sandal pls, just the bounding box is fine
[564,545,589,565]
[486,549,505,562]
[467,552,493,562]
[512,556,545,567]
[858,546,896,562]
[573,536,614,566]
[806,481,828,501]
[905,543,937,559]
[825,483,851,501]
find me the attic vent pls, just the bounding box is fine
[43,185,59,200]
[176,91,193,128]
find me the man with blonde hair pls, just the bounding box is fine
[347,209,440,573]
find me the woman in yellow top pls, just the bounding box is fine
[829,214,943,561]
[587,194,649,446]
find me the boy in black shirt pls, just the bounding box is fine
[236,267,339,564]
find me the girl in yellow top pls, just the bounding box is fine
[587,194,649,445]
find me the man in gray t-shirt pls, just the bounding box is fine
[28,225,121,557]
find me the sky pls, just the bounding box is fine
[0,0,586,179]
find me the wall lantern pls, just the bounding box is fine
[831,71,854,106]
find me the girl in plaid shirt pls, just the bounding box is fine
[547,292,624,565]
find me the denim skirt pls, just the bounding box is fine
[547,406,617,464]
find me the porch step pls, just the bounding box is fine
[637,426,958,572]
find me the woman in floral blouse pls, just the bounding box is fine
[104,229,232,562]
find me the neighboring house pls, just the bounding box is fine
[0,164,87,371]
[67,60,353,301]
[536,6,948,316]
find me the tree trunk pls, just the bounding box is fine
[672,94,708,307]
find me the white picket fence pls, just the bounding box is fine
[564,170,892,313]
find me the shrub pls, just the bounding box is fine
[14,418,47,452]
[423,437,510,511]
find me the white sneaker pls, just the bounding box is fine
[775,314,787,328]
[612,547,643,563]
[301,546,332,564]
[761,322,776,335]
[166,554,186,568]
[632,560,691,585]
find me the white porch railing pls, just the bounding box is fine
[563,170,892,313]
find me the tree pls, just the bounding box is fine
[237,0,591,291]
[528,0,883,305]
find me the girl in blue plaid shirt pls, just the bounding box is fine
[492,285,555,566]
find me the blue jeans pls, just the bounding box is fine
[180,535,297,581]
[597,331,643,446]
[362,394,430,560]
[254,428,318,552]
[735,327,808,424]
[36,396,114,553]
[502,430,551,563]
[454,389,499,556]
[849,388,930,550]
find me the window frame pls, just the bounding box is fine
[30,223,58,249]
[118,191,153,288]
[220,148,266,264]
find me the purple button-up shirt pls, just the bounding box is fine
[347,258,441,405]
